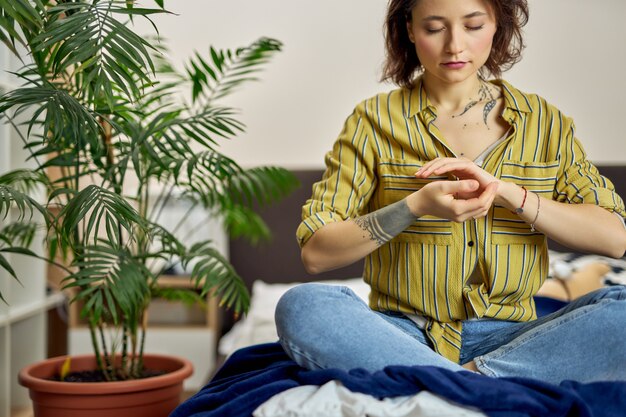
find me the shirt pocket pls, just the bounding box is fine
[492,159,559,245]
[376,159,452,245]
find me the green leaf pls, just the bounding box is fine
[151,287,204,306]
[0,222,39,248]
[29,1,168,106]
[222,205,271,245]
[225,166,300,207]
[67,244,151,326]
[182,240,250,314]
[0,184,47,222]
[185,37,283,105]
[59,185,148,247]
[0,252,17,279]
[0,86,102,151]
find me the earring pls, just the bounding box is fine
[419,65,425,73]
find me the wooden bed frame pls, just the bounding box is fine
[224,165,626,335]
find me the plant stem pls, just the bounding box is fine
[88,322,110,381]
[137,308,147,376]
[121,322,129,378]
[130,325,139,378]
[98,321,114,380]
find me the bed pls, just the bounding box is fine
[171,166,626,417]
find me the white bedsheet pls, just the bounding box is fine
[252,380,487,417]
[219,278,370,357]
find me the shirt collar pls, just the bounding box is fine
[406,77,434,118]
[405,77,532,119]
[494,79,532,114]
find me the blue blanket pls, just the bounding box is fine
[171,297,626,417]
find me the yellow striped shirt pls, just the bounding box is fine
[296,78,626,363]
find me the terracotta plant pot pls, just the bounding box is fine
[18,353,193,417]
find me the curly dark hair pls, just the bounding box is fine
[381,0,529,88]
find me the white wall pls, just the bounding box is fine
[137,0,626,168]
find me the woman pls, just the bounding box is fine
[275,0,626,384]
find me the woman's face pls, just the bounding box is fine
[406,0,497,85]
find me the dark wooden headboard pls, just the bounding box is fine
[224,165,626,334]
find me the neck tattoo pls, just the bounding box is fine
[451,81,498,130]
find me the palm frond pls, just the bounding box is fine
[146,105,243,152]
[64,243,150,325]
[0,184,47,221]
[32,1,168,106]
[139,220,185,263]
[144,159,298,246]
[0,252,18,301]
[151,287,204,307]
[59,185,148,248]
[185,37,282,104]
[0,85,102,150]
[115,106,245,186]
[182,240,249,314]
[0,221,39,247]
[226,166,300,207]
[0,169,49,194]
[0,0,44,54]
[221,205,271,245]
[148,150,239,208]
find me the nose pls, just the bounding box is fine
[445,26,465,55]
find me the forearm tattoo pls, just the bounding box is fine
[353,199,418,246]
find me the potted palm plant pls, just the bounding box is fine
[0,1,297,416]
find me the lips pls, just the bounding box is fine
[441,61,467,69]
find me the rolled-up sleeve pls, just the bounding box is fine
[554,119,626,218]
[296,101,378,247]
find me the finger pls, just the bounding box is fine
[440,179,479,195]
[450,181,498,216]
[473,181,498,209]
[427,160,478,178]
[454,190,482,200]
[415,157,455,177]
[416,158,453,177]
[465,205,491,221]
[417,160,478,179]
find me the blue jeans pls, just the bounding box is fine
[275,283,626,385]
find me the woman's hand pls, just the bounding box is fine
[408,179,499,222]
[415,157,503,204]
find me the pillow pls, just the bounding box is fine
[218,278,370,357]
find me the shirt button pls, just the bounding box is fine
[468,241,474,247]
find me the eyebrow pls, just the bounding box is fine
[422,11,487,22]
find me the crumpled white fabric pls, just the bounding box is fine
[252,380,487,417]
